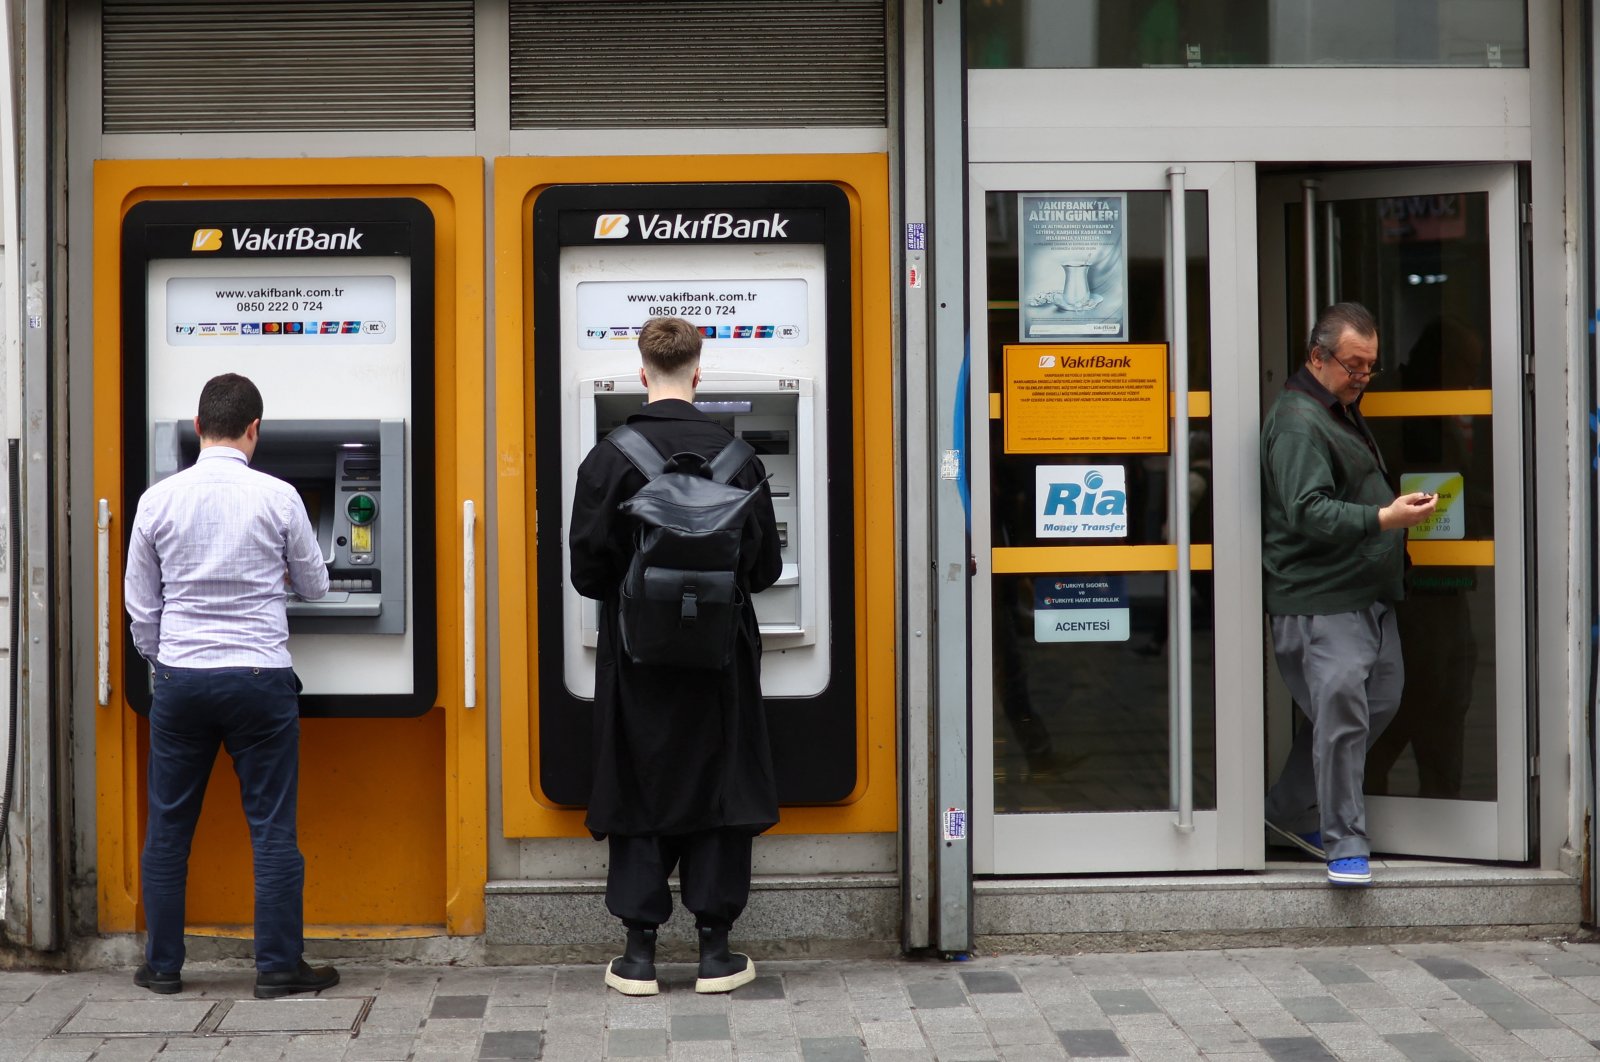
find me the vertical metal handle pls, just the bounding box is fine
[1302,179,1320,331]
[463,499,476,709]
[96,498,111,706]
[1168,168,1194,833]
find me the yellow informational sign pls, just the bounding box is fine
[1004,343,1169,454]
[1400,471,1465,540]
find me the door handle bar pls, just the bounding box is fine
[96,498,110,706]
[1168,169,1194,833]
[463,499,476,709]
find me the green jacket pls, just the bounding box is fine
[1261,367,1406,615]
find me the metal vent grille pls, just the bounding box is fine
[509,1,886,128]
[102,2,475,133]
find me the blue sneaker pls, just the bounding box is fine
[1327,856,1372,886]
[1265,819,1326,859]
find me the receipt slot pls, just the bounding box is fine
[534,183,857,806]
[120,198,437,716]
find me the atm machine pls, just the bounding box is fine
[533,184,858,805]
[120,198,436,716]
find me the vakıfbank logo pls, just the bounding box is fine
[191,228,223,252]
[593,214,629,239]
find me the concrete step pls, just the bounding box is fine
[482,861,1581,963]
[975,859,1582,953]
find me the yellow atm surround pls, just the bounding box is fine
[494,154,896,837]
[93,159,486,937]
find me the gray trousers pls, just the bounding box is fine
[1264,602,1403,860]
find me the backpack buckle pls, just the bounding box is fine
[681,587,698,625]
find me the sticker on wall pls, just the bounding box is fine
[1400,471,1465,540]
[1034,575,1130,643]
[942,807,967,842]
[1019,193,1128,342]
[1036,464,1128,539]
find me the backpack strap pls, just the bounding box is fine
[708,437,756,484]
[607,424,756,485]
[604,424,666,479]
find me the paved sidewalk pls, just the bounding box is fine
[5,939,1600,1060]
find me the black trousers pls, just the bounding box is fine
[606,829,754,931]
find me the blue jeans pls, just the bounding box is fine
[142,665,304,974]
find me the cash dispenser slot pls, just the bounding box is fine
[151,417,407,634]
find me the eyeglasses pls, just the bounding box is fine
[1321,350,1382,382]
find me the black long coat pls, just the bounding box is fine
[568,399,783,838]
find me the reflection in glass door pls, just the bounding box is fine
[1259,165,1526,861]
[971,163,1261,875]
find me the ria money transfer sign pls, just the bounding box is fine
[1036,465,1128,539]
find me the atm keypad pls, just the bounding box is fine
[328,578,376,592]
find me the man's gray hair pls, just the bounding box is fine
[1307,302,1378,360]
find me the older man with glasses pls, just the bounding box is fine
[1260,301,1437,886]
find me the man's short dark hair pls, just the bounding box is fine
[1307,302,1378,361]
[196,373,263,441]
[638,317,702,378]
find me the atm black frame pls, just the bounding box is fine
[119,197,438,718]
[532,182,860,806]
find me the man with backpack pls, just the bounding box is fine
[569,316,783,996]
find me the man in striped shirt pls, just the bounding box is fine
[125,373,336,998]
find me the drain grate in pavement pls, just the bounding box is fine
[54,996,373,1038]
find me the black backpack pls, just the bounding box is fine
[606,424,763,670]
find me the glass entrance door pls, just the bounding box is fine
[970,163,1262,874]
[1258,165,1528,861]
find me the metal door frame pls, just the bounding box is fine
[1258,163,1528,861]
[969,161,1263,875]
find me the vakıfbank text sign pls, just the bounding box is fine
[1004,343,1169,454]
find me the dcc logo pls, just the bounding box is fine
[1042,469,1126,516]
[191,228,223,252]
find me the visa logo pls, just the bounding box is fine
[593,214,630,239]
[229,226,364,252]
[191,229,223,252]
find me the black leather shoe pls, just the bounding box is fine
[254,960,339,999]
[133,964,182,995]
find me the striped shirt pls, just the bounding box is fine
[125,446,330,668]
